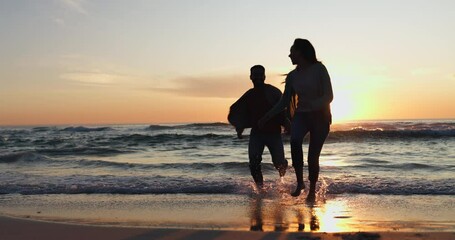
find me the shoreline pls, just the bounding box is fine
[1,215,454,240]
[1,193,454,233]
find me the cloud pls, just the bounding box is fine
[60,71,121,86]
[150,75,252,98]
[59,0,88,14]
[57,54,148,88]
[51,17,65,26]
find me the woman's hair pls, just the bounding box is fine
[292,38,319,64]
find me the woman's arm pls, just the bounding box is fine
[309,64,333,110]
[258,76,293,127]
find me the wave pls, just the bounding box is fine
[333,121,455,131]
[182,122,230,128]
[147,125,174,130]
[16,157,272,173]
[73,159,455,173]
[32,127,57,132]
[393,163,436,170]
[360,158,391,164]
[326,178,455,195]
[0,152,48,163]
[73,160,277,172]
[111,129,454,147]
[0,147,131,162]
[0,176,248,195]
[147,123,230,130]
[0,176,453,195]
[112,133,234,145]
[36,147,132,156]
[328,129,455,140]
[144,121,455,133]
[60,126,113,132]
[4,152,448,174]
[349,162,447,171]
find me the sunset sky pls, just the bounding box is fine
[1,0,454,125]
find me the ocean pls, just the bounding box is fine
[0,120,454,231]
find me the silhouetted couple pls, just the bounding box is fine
[229,39,333,200]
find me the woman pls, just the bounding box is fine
[259,39,333,199]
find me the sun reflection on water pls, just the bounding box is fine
[314,200,352,232]
[248,188,354,232]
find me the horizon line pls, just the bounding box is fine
[1,117,454,127]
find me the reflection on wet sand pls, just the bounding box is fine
[247,191,455,232]
[248,191,352,232]
[249,196,263,231]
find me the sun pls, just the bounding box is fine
[331,90,356,123]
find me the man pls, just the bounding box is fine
[228,65,289,188]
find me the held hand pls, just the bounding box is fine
[236,128,244,139]
[258,115,270,129]
[300,101,312,108]
[283,119,291,135]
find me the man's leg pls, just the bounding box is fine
[249,133,265,187]
[265,134,288,177]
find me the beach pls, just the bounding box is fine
[1,193,454,232]
[1,193,454,239]
[0,121,454,238]
[1,215,454,240]
[3,0,455,238]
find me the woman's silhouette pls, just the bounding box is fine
[259,39,333,200]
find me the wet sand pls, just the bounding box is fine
[1,216,454,240]
[1,192,454,239]
[1,193,454,232]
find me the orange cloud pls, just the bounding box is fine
[150,75,252,98]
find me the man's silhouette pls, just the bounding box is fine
[229,65,288,188]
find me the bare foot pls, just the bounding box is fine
[278,167,286,177]
[291,183,305,197]
[306,182,316,201]
[306,191,316,202]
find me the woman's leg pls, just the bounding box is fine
[290,112,309,196]
[307,113,330,199]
